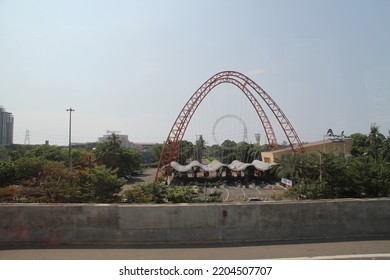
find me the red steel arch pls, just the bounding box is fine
[155,71,304,181]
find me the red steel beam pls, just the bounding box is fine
[155,71,304,181]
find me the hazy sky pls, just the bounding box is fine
[1,0,389,146]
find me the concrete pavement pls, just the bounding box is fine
[1,239,390,260]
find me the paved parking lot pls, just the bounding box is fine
[122,168,287,202]
[200,185,286,202]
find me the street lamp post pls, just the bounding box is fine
[66,108,75,185]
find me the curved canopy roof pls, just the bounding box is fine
[170,160,276,173]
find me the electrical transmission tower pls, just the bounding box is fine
[24,129,31,145]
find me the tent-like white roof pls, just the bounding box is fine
[170,159,276,173]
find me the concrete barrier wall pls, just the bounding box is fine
[1,199,390,246]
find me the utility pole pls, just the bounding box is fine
[66,108,75,185]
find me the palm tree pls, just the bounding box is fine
[274,153,307,183]
[105,133,122,151]
[94,133,121,165]
[273,152,322,184]
[367,123,384,160]
[94,134,142,176]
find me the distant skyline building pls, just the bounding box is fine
[0,106,14,145]
[98,133,133,148]
[97,132,157,149]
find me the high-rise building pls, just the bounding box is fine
[0,106,14,145]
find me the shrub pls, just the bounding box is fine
[0,161,15,187]
[38,161,69,202]
[13,157,48,181]
[0,185,44,203]
[207,191,223,202]
[166,186,197,203]
[123,182,167,203]
[123,183,198,204]
[86,165,126,202]
[283,183,325,200]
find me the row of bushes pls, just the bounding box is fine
[0,157,125,203]
[0,182,223,204]
[122,182,223,203]
[0,154,225,203]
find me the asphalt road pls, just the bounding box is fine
[1,239,390,260]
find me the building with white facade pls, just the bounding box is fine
[98,133,133,148]
[0,106,14,145]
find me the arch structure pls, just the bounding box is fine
[155,71,304,181]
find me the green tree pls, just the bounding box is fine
[348,156,390,198]
[13,157,48,181]
[366,123,385,160]
[320,153,350,198]
[237,142,250,162]
[86,165,126,202]
[381,137,390,162]
[72,149,93,168]
[247,144,266,162]
[93,134,122,168]
[0,161,15,187]
[166,186,197,203]
[123,182,167,203]
[38,161,69,202]
[273,153,309,183]
[24,145,67,162]
[93,133,141,176]
[123,183,197,204]
[178,140,194,164]
[3,144,31,160]
[194,135,206,162]
[117,148,142,175]
[208,144,223,161]
[350,132,368,156]
[220,140,237,164]
[150,143,163,163]
[0,145,10,161]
